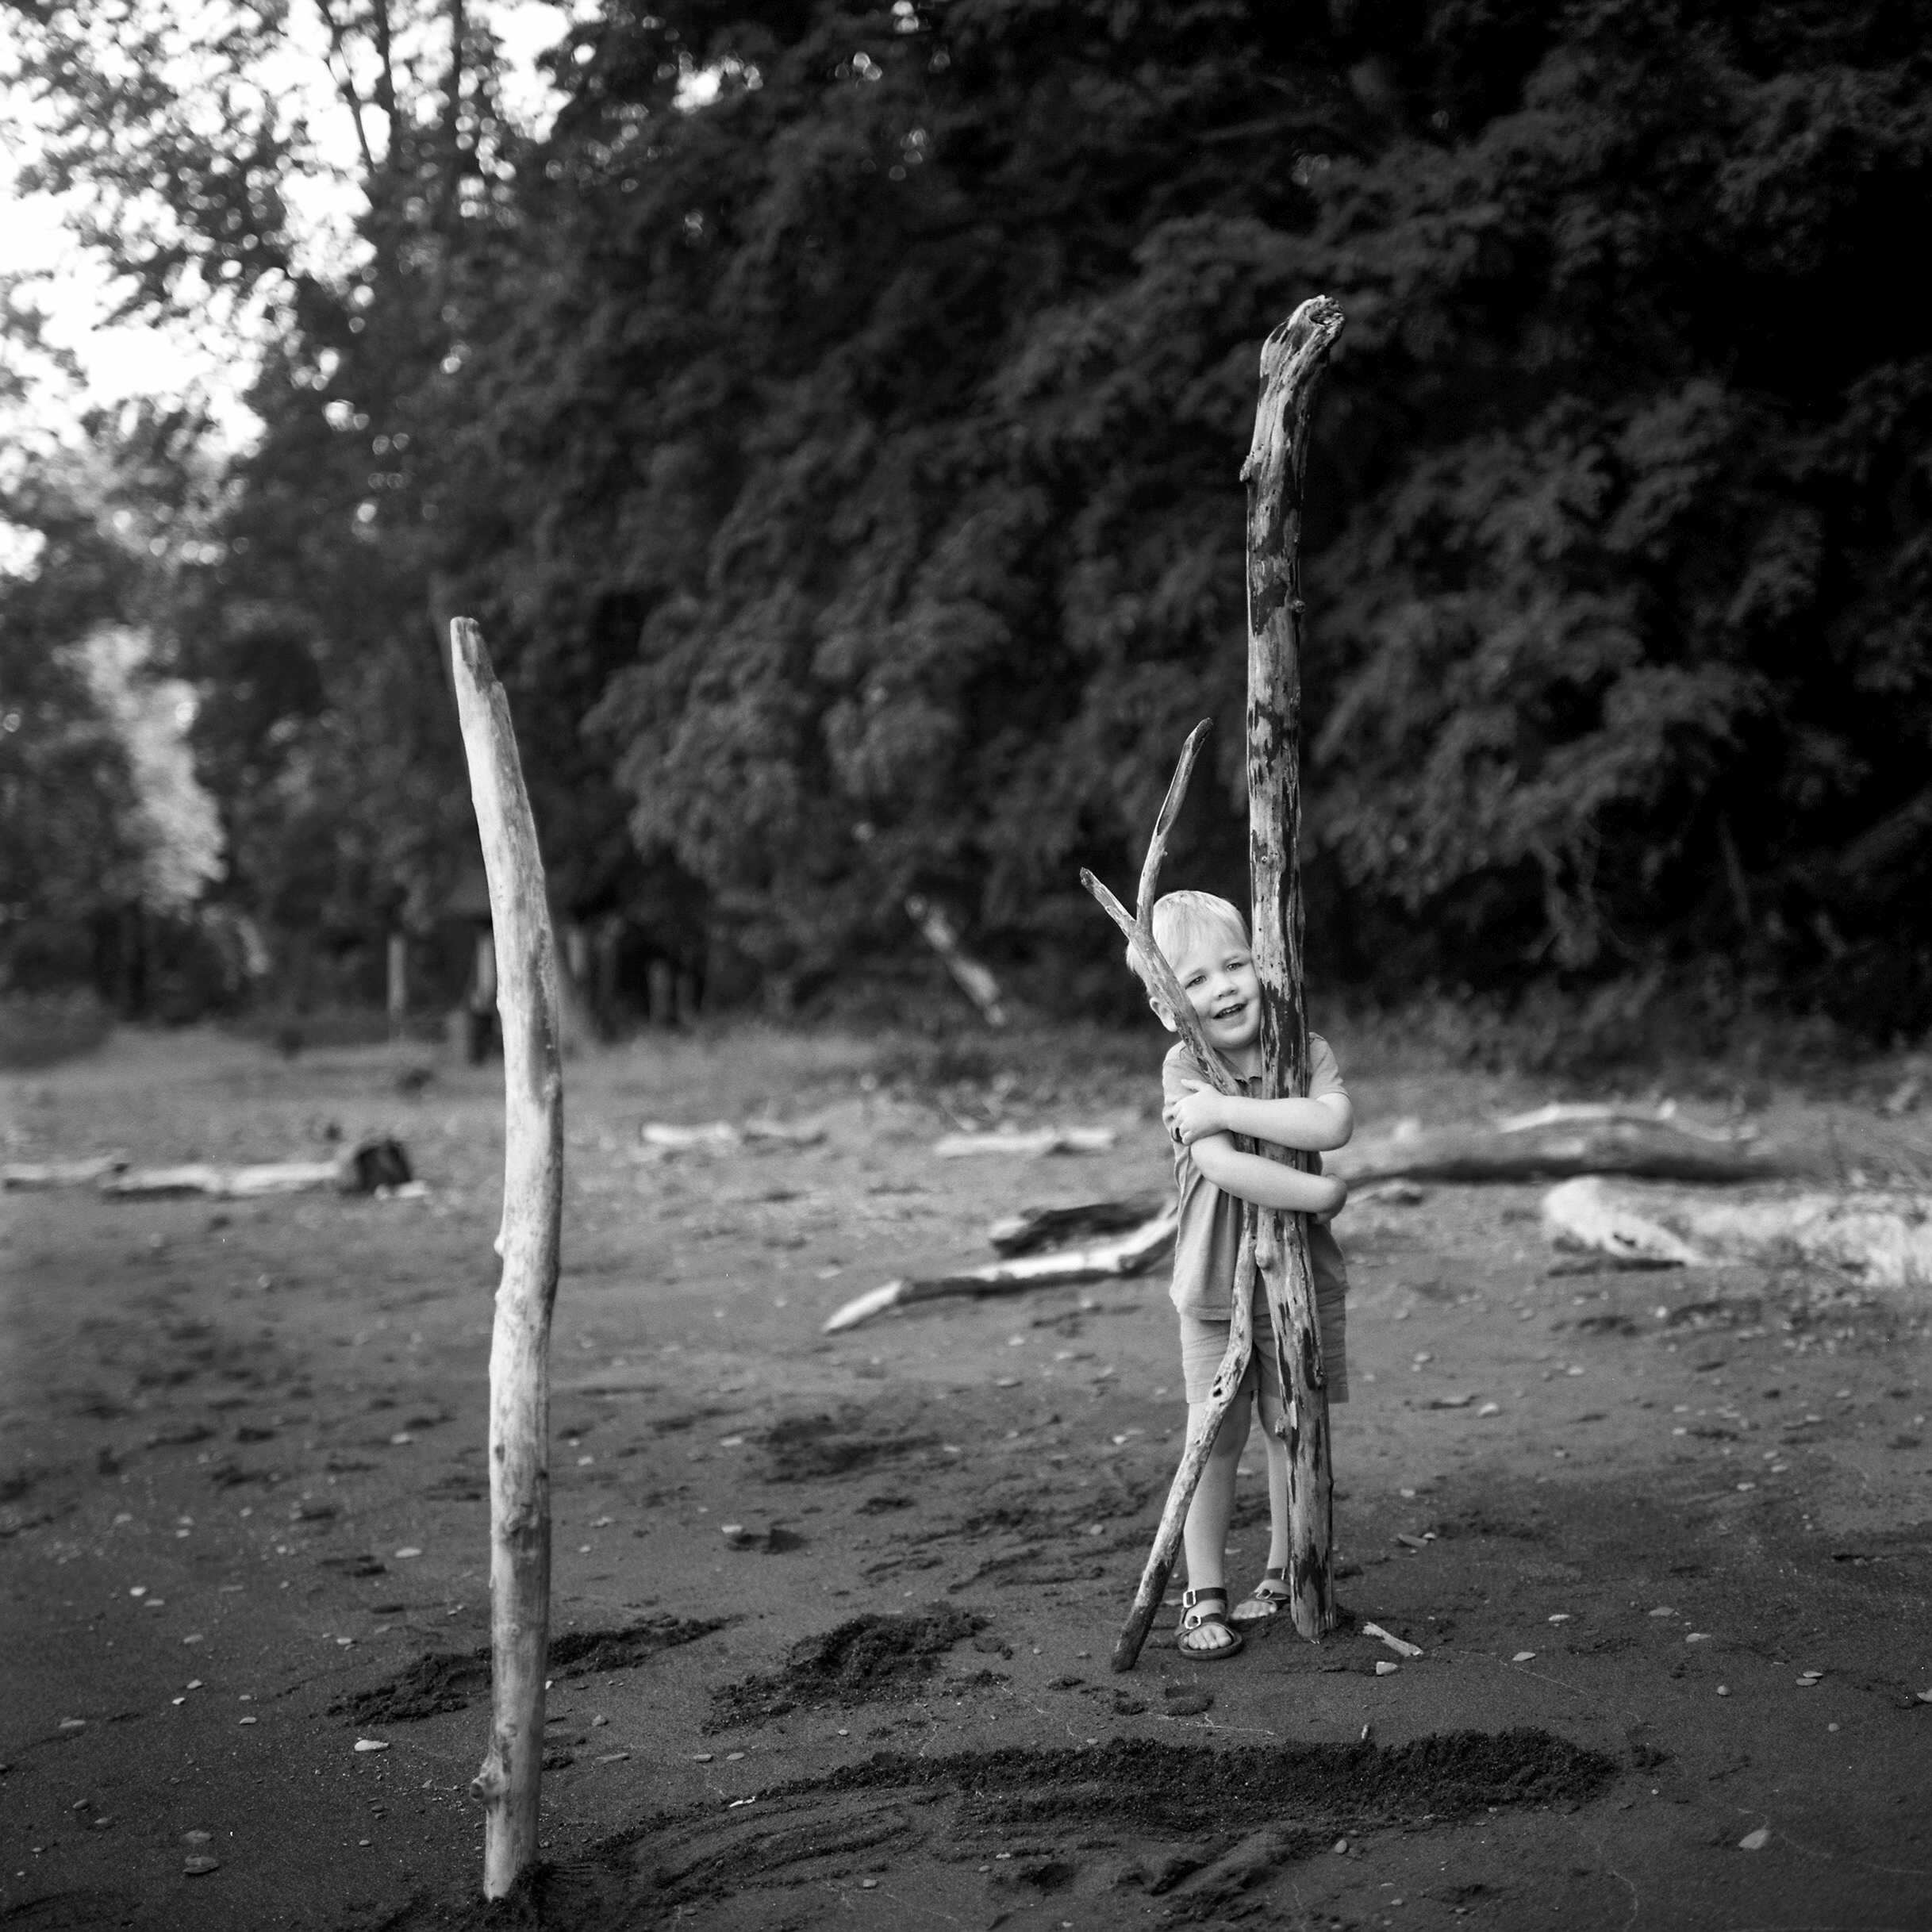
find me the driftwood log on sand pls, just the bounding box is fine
[3,1155,128,1189]
[821,1201,1178,1333]
[1544,1176,1932,1286]
[450,618,565,1900]
[98,1139,413,1200]
[1335,1111,1770,1187]
[932,1126,1116,1158]
[989,1195,1170,1257]
[640,1118,826,1154]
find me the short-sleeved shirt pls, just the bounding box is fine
[1162,1034,1350,1324]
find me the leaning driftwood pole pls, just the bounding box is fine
[1243,296,1346,1639]
[1080,723,1261,1672]
[449,618,565,1899]
[905,894,1011,1027]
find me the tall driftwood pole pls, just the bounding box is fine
[449,618,565,1898]
[1243,297,1346,1639]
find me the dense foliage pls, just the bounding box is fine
[6,0,1930,1032]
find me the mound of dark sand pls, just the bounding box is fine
[331,1616,725,1725]
[762,1412,939,1481]
[707,1604,985,1730]
[800,1727,1617,1836]
[387,1727,1617,1929]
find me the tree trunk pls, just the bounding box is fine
[1242,296,1346,1642]
[448,618,564,1902]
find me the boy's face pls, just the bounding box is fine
[1158,925,1262,1056]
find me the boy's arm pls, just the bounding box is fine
[1167,1086,1354,1152]
[1189,1133,1348,1217]
[1214,1090,1353,1151]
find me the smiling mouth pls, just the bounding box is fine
[1212,1000,1247,1022]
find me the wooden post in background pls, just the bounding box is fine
[386,931,409,1039]
[448,617,564,1899]
[1243,296,1345,1640]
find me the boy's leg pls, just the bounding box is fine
[1179,1385,1253,1654]
[1231,1343,1296,1622]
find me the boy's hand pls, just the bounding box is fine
[1163,1077,1225,1147]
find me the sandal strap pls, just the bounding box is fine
[1181,1585,1228,1608]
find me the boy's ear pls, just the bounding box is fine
[1148,993,1179,1034]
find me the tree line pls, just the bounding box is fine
[4,0,1929,1036]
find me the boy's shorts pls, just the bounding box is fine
[1177,1280,1349,1407]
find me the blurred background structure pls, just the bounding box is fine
[2,0,1928,1059]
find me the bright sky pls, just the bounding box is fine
[1,2,584,450]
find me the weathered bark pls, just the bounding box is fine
[1542,1176,1932,1285]
[449,618,564,1902]
[1333,1118,1773,1187]
[821,1202,1177,1334]
[1111,1239,1258,1673]
[1243,295,1346,1642]
[905,894,1010,1027]
[1079,720,1260,1673]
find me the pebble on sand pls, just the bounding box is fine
[354,1738,390,1753]
[182,1856,220,1876]
[1512,1651,1536,1663]
[394,1547,423,1558]
[1374,1661,1400,1676]
[1738,1827,1770,1850]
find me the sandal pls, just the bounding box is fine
[1176,1586,1245,1659]
[1231,1566,1292,1626]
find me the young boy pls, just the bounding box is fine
[1132,890,1354,1659]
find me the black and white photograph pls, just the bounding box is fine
[3,2,1930,1925]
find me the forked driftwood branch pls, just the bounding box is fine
[449,618,565,1899]
[1078,720,1264,1673]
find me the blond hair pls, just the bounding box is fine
[1126,890,1249,993]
